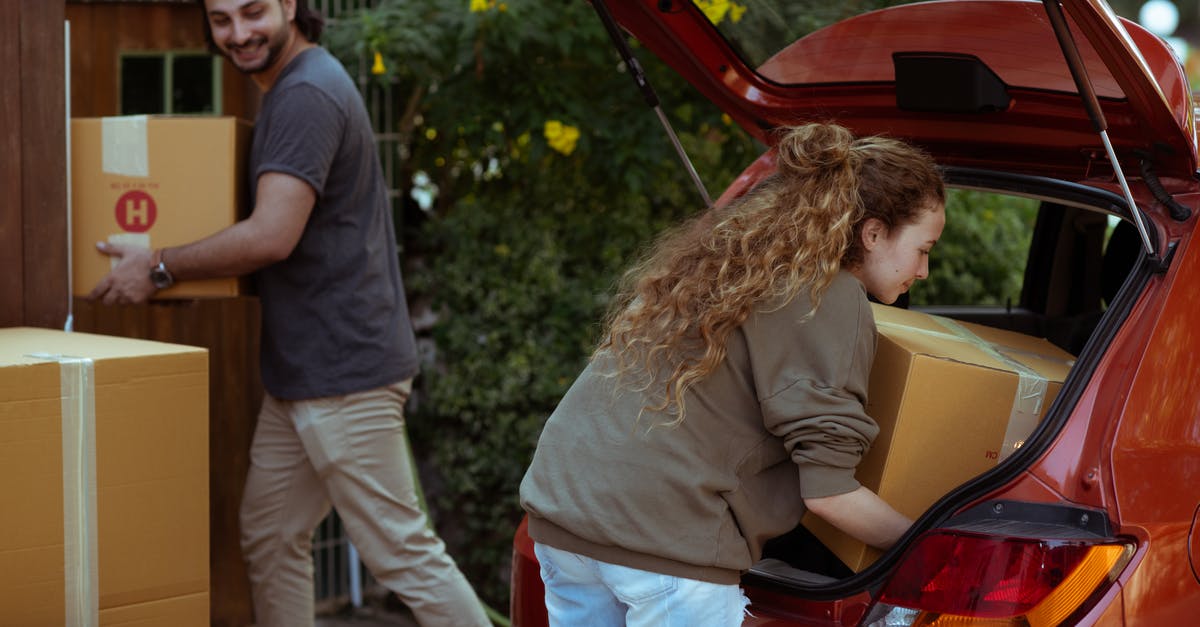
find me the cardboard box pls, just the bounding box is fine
[802,305,1076,571]
[0,328,210,626]
[71,115,251,298]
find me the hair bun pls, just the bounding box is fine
[774,123,855,177]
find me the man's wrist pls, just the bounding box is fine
[149,247,175,290]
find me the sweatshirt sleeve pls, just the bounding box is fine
[750,273,879,499]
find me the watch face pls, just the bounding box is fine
[150,264,174,289]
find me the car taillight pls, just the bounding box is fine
[864,530,1134,626]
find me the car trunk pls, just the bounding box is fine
[590,0,1189,593]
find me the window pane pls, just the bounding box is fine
[121,56,165,115]
[908,189,1037,307]
[173,55,216,114]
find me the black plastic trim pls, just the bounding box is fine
[946,500,1112,538]
[894,53,1011,113]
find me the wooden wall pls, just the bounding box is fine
[66,1,259,119]
[61,3,263,626]
[1,1,68,329]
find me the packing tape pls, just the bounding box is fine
[29,354,99,627]
[932,318,1047,459]
[875,317,1066,460]
[102,115,149,178]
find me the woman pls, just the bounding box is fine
[519,122,945,626]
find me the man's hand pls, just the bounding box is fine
[87,241,157,305]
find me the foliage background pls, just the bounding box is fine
[322,0,1034,611]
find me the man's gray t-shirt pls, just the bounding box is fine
[250,46,417,400]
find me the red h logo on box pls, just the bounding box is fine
[115,190,158,233]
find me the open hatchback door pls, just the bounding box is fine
[512,1,1200,625]
[606,0,1196,185]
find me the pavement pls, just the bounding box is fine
[315,610,418,627]
[313,594,419,627]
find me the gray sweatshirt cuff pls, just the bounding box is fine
[797,463,862,499]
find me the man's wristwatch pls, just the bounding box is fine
[149,248,175,290]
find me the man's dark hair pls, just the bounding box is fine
[197,0,325,54]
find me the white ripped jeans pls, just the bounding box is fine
[535,542,751,626]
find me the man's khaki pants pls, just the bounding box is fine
[239,379,490,627]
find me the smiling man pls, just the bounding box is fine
[87,1,489,625]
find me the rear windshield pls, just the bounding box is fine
[695,0,929,74]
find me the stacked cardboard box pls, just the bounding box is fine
[803,305,1076,571]
[0,328,210,625]
[70,115,251,299]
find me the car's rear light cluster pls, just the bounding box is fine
[864,530,1134,626]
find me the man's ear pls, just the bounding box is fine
[861,218,888,251]
[282,0,297,21]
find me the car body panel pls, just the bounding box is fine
[1107,227,1200,620]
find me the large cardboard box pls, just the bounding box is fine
[0,328,210,626]
[71,115,251,298]
[803,305,1076,571]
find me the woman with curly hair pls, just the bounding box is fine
[520,122,945,626]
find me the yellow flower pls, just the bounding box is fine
[695,0,747,25]
[729,2,747,22]
[517,131,531,147]
[425,128,438,141]
[371,51,386,75]
[544,120,580,156]
[494,243,512,257]
[721,113,733,126]
[499,2,508,11]
[435,157,446,167]
[469,0,489,12]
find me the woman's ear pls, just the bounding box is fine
[861,218,887,251]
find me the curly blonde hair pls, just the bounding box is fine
[596,123,944,425]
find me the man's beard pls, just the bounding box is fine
[225,32,286,75]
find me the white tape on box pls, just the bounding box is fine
[29,353,99,627]
[101,115,149,178]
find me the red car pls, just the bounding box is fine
[511,0,1200,625]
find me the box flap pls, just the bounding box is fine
[872,305,1074,383]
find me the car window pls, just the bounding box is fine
[906,184,1138,356]
[909,188,1037,309]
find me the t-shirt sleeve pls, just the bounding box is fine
[255,82,344,197]
[751,277,878,499]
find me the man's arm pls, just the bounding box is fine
[804,486,913,550]
[88,172,315,305]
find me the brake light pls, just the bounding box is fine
[865,530,1133,626]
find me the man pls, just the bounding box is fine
[88,1,490,625]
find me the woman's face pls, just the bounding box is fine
[851,202,945,304]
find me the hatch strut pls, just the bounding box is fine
[1041,0,1160,264]
[590,0,714,208]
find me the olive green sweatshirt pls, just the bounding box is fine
[519,270,879,584]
